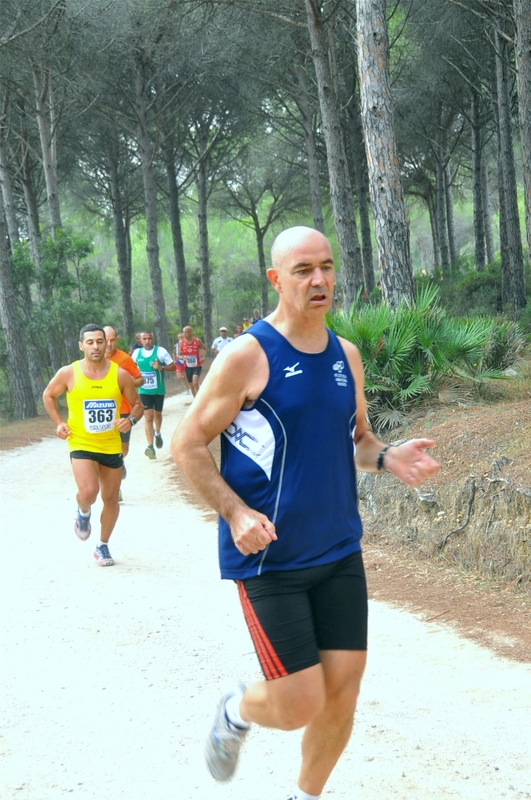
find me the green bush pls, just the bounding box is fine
[327,285,525,433]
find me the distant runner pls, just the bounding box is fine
[43,324,143,566]
[131,331,174,459]
[179,326,207,398]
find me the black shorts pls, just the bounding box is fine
[185,365,202,383]
[119,413,132,443]
[140,394,165,412]
[70,450,123,469]
[237,551,368,680]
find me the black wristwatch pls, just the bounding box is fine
[129,416,137,426]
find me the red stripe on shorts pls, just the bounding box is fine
[237,581,288,680]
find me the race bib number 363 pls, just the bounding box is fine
[83,399,117,433]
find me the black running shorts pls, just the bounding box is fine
[70,450,123,469]
[237,551,368,680]
[185,365,202,383]
[140,394,165,412]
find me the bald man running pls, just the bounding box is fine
[171,227,439,799]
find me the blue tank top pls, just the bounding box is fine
[218,320,363,579]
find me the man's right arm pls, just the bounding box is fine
[42,366,73,439]
[170,339,277,556]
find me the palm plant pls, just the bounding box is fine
[327,285,524,432]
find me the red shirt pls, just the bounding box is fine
[180,337,202,368]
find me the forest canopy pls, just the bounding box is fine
[0,0,529,418]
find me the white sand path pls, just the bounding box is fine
[1,393,530,799]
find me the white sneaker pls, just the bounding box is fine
[205,683,248,781]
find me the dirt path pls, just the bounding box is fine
[1,394,531,799]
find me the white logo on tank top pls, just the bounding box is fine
[332,360,348,387]
[284,362,303,378]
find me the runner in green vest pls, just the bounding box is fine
[131,331,174,459]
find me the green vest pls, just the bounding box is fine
[135,347,166,395]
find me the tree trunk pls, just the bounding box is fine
[445,162,458,268]
[0,197,38,419]
[436,117,450,273]
[426,188,439,273]
[356,0,415,307]
[163,139,189,328]
[1,130,45,400]
[106,132,134,343]
[514,0,531,259]
[253,215,268,316]
[0,136,19,249]
[294,61,325,234]
[305,0,364,307]
[482,159,496,264]
[471,89,486,271]
[20,139,41,271]
[32,65,62,234]
[197,155,213,350]
[346,80,375,294]
[134,61,169,347]
[495,24,526,317]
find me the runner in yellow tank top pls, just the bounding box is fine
[43,324,144,566]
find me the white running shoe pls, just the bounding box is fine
[205,683,248,782]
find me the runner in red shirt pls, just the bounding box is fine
[179,326,207,397]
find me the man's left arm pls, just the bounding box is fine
[155,347,175,372]
[341,338,439,487]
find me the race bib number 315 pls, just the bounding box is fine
[83,399,117,433]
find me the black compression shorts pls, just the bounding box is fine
[185,366,202,383]
[70,451,123,469]
[237,551,368,680]
[140,394,165,412]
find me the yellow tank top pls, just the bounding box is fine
[67,360,122,454]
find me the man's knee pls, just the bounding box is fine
[77,485,99,506]
[266,670,327,730]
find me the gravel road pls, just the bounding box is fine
[1,393,530,799]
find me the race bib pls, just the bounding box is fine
[141,370,157,389]
[185,355,198,367]
[83,399,117,434]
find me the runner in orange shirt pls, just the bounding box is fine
[104,326,144,491]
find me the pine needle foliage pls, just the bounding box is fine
[327,285,526,433]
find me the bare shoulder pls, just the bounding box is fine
[45,364,74,394]
[337,336,364,377]
[177,334,268,444]
[202,333,268,398]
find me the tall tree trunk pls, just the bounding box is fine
[436,116,450,273]
[196,152,213,350]
[495,24,526,317]
[482,158,495,263]
[0,197,38,419]
[294,60,325,234]
[471,89,486,271]
[514,0,531,259]
[445,162,458,268]
[305,0,364,307]
[346,79,375,294]
[106,132,134,343]
[252,215,268,316]
[134,61,169,347]
[20,140,41,271]
[0,134,19,248]
[163,139,189,328]
[426,188,439,273]
[32,65,62,234]
[356,0,415,307]
[0,137,45,400]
